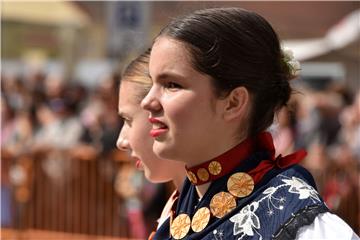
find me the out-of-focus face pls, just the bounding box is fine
[117,80,185,183]
[141,37,230,166]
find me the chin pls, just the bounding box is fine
[153,142,170,159]
[144,172,154,183]
[145,173,165,184]
[153,142,182,162]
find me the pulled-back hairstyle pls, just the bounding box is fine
[157,8,294,136]
[121,49,151,102]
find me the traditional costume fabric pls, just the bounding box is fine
[148,190,179,240]
[151,132,333,239]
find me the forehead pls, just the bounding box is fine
[149,37,195,78]
[118,81,144,107]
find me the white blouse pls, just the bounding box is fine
[297,212,359,240]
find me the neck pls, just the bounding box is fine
[172,170,186,191]
[195,182,211,199]
[186,134,247,168]
[186,132,252,188]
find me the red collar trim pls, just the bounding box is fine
[185,132,261,185]
[185,132,306,185]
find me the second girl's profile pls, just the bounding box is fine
[116,50,186,237]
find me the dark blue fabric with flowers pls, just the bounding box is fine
[152,151,328,240]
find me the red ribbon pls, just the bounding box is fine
[248,150,307,184]
[248,132,307,184]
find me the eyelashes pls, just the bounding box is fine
[164,82,183,90]
[119,116,132,127]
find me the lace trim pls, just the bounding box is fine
[272,204,329,240]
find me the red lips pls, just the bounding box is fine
[135,159,142,169]
[131,156,143,170]
[148,117,168,138]
[148,117,165,124]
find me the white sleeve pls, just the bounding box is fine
[296,212,359,240]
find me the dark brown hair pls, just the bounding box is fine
[157,8,293,136]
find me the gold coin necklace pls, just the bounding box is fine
[170,172,255,239]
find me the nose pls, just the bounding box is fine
[141,85,162,113]
[116,126,130,151]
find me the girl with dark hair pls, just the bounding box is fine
[116,50,186,237]
[141,8,358,240]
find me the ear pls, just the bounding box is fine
[223,87,250,121]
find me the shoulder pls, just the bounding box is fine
[296,212,359,240]
[259,164,322,207]
[266,164,317,189]
[200,165,326,240]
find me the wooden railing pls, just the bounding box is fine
[1,149,146,239]
[1,148,359,238]
[1,228,141,240]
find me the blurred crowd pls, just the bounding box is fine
[1,67,359,235]
[1,69,120,158]
[271,83,360,232]
[1,68,171,238]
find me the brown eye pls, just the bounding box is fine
[120,116,132,127]
[165,82,182,90]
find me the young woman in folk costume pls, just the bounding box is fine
[116,50,186,238]
[141,8,359,240]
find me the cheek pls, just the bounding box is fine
[130,120,154,153]
[165,93,198,123]
[166,93,213,128]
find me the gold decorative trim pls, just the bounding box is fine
[197,168,209,182]
[208,161,222,175]
[210,191,236,218]
[187,171,197,184]
[191,207,211,232]
[227,172,254,198]
[170,213,191,239]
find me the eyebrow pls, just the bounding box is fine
[145,71,152,79]
[154,72,186,82]
[118,110,130,119]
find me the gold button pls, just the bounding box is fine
[208,161,222,175]
[197,168,209,182]
[170,213,191,239]
[210,191,236,218]
[227,172,254,198]
[187,171,197,184]
[191,207,211,233]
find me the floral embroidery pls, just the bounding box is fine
[282,176,320,202]
[230,202,261,239]
[230,175,322,239]
[212,229,225,240]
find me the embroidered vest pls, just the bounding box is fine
[153,165,328,240]
[151,133,328,240]
[195,165,328,240]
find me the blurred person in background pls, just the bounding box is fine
[116,50,186,239]
[1,74,34,156]
[322,90,360,232]
[73,73,122,160]
[97,74,122,155]
[338,90,360,160]
[31,73,83,152]
[271,105,296,156]
[1,96,33,156]
[292,84,359,233]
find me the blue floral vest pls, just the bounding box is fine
[153,152,328,240]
